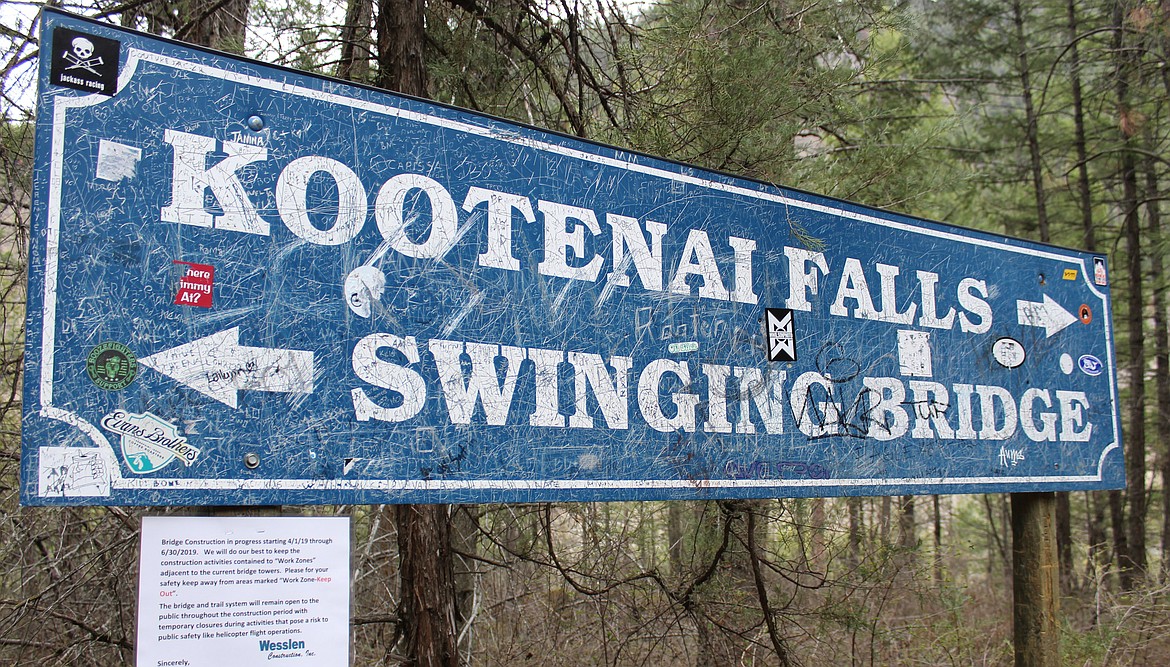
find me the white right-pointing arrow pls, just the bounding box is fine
[1016,294,1078,338]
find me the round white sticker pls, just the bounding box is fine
[993,337,1026,369]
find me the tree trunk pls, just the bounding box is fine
[1085,492,1109,589]
[1142,131,1170,585]
[395,504,458,667]
[182,0,250,53]
[810,497,826,573]
[1014,0,1078,593]
[1113,0,1147,588]
[1066,16,1111,573]
[1067,0,1095,253]
[848,497,862,569]
[898,495,916,553]
[746,508,793,667]
[452,506,479,655]
[1055,495,1074,593]
[1109,490,1131,589]
[374,2,459,663]
[879,495,891,545]
[377,0,428,96]
[339,0,374,82]
[668,502,684,575]
[933,495,943,583]
[1010,0,1050,243]
[983,495,1015,585]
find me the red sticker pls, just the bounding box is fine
[1078,304,1092,324]
[173,261,214,308]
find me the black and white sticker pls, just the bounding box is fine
[765,308,796,362]
[1093,257,1108,286]
[992,337,1026,369]
[50,28,120,96]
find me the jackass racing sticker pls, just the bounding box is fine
[49,27,120,96]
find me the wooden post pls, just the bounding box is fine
[1011,492,1060,667]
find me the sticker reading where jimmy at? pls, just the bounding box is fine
[172,261,214,308]
[20,9,1124,506]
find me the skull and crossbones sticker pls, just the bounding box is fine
[63,37,104,75]
[50,27,120,96]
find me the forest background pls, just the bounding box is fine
[2,0,1170,664]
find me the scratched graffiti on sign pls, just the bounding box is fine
[21,10,1124,506]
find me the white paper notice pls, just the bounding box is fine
[137,516,350,667]
[95,139,142,181]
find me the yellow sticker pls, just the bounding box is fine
[1063,269,1078,281]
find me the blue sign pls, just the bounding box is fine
[22,10,1124,506]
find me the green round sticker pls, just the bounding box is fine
[86,342,138,391]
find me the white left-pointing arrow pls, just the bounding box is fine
[139,327,314,408]
[1016,294,1078,338]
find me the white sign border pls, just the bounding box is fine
[33,42,1122,497]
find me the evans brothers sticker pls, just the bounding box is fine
[101,410,200,473]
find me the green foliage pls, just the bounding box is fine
[249,0,343,72]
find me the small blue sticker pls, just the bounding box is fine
[1078,355,1103,376]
